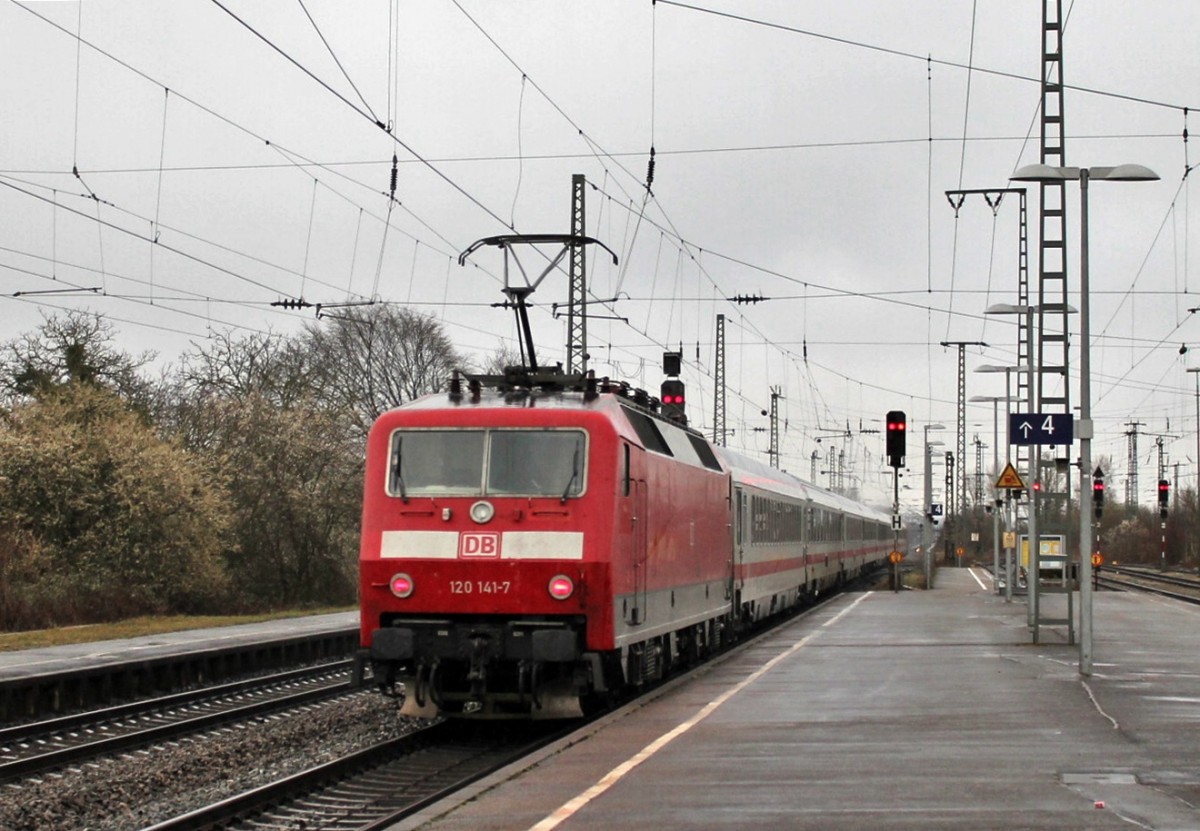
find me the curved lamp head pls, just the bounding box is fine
[1010,163,1159,183]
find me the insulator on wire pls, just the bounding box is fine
[389,154,398,197]
[645,146,656,190]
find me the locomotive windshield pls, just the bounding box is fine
[388,428,586,498]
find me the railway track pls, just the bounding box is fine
[143,719,570,831]
[1097,565,1200,605]
[0,580,878,829]
[0,660,356,782]
[143,583,876,831]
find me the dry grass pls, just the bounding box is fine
[0,607,356,652]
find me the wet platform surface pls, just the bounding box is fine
[396,568,1200,830]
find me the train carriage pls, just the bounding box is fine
[721,449,892,623]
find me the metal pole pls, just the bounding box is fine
[1191,368,1200,501]
[992,399,1000,593]
[924,431,934,590]
[1078,169,1094,676]
[1027,306,1040,631]
[1191,368,1200,569]
[893,466,901,592]
[1004,369,1014,603]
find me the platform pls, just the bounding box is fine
[397,569,1200,830]
[0,612,358,720]
[0,611,358,682]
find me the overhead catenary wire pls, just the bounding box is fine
[4,1,729,403]
[151,87,170,304]
[7,0,472,280]
[207,0,518,233]
[2,132,1184,179]
[510,74,526,229]
[655,0,1199,113]
[7,1,1190,480]
[296,0,382,126]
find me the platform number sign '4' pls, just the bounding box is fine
[1008,413,1074,446]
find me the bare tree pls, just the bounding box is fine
[304,304,462,438]
[0,310,153,407]
[160,328,364,608]
[478,339,524,375]
[174,329,316,407]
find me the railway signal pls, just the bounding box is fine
[1092,467,1104,519]
[660,378,686,421]
[885,410,906,468]
[1158,479,1169,519]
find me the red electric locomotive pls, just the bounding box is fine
[358,232,891,718]
[358,370,892,718]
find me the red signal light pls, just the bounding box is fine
[660,379,687,421]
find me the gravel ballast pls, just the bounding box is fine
[0,692,426,831]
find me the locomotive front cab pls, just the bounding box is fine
[361,412,617,718]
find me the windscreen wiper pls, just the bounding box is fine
[390,438,408,503]
[560,442,581,504]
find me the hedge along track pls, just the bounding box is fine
[0,660,357,782]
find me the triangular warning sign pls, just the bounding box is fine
[996,462,1026,490]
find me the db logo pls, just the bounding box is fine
[459,533,501,558]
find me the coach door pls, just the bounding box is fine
[732,486,747,601]
[625,443,648,626]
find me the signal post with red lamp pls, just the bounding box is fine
[660,350,686,424]
[885,410,906,590]
[1158,479,1170,571]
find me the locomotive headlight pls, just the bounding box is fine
[389,573,414,598]
[548,574,574,600]
[469,500,495,524]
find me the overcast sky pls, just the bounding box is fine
[3,1,1198,509]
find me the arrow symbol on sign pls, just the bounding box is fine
[1019,421,1034,438]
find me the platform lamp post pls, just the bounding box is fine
[1011,162,1160,676]
[970,394,1017,599]
[976,364,1030,603]
[923,423,946,590]
[983,303,1042,628]
[1186,367,1200,570]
